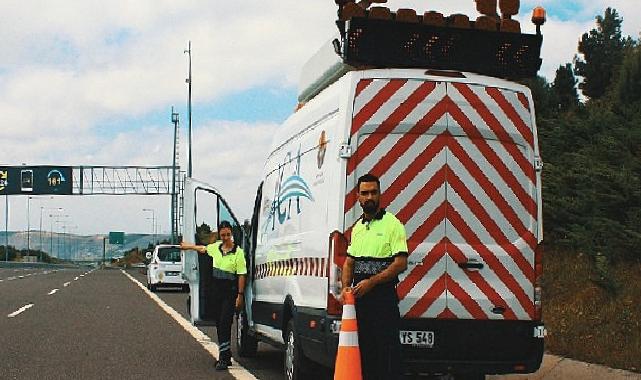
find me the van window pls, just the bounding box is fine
[219,198,242,244]
[195,188,219,245]
[157,247,181,262]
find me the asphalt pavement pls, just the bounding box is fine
[0,268,237,380]
[1,267,639,380]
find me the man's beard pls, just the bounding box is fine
[361,199,378,215]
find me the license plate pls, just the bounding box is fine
[165,271,180,276]
[400,330,434,348]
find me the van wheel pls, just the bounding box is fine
[284,319,312,380]
[186,296,191,318]
[235,310,258,357]
[149,284,157,292]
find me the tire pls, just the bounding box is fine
[186,296,191,318]
[150,283,157,292]
[284,319,313,380]
[235,310,258,357]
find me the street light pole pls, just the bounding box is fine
[30,196,53,261]
[39,206,44,261]
[142,208,156,245]
[52,213,68,260]
[46,207,62,261]
[27,196,31,255]
[184,41,193,178]
[4,194,8,262]
[171,108,179,244]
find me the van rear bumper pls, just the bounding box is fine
[401,319,544,375]
[300,314,543,376]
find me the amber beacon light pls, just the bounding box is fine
[531,6,546,34]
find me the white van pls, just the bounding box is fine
[146,244,188,292]
[184,8,546,380]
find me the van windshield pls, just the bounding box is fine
[157,247,181,263]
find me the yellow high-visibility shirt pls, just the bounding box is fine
[347,210,408,259]
[206,241,248,275]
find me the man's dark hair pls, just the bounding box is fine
[218,220,233,231]
[357,173,380,190]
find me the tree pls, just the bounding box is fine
[520,75,557,119]
[574,8,633,100]
[614,46,641,105]
[552,63,579,112]
[195,222,213,245]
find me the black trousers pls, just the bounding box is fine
[211,277,237,361]
[355,283,402,380]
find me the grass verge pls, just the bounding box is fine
[543,249,641,372]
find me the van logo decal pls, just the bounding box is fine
[317,130,327,169]
[265,146,314,231]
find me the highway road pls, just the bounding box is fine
[0,267,330,380]
[1,268,639,380]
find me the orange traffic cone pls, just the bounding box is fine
[334,290,362,380]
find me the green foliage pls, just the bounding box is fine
[553,63,579,112]
[0,246,58,263]
[613,45,641,105]
[574,8,634,100]
[539,94,641,262]
[535,8,641,263]
[195,222,212,245]
[520,76,558,120]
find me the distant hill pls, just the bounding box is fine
[0,231,171,260]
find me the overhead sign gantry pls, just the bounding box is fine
[0,166,73,195]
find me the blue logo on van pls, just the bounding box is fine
[266,146,314,231]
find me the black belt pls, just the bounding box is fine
[212,267,236,280]
[353,258,392,276]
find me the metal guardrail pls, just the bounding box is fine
[0,262,86,269]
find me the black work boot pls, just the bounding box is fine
[215,357,232,371]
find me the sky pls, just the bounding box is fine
[1,0,640,238]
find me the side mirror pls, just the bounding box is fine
[145,252,152,260]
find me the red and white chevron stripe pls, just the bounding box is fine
[345,79,538,321]
[255,257,328,280]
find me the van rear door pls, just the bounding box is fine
[344,78,538,322]
[344,79,449,319]
[445,82,538,321]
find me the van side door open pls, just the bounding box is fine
[182,177,244,325]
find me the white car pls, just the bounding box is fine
[146,245,188,292]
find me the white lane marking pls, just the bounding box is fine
[8,304,34,318]
[80,274,85,277]
[7,276,16,281]
[121,270,258,380]
[63,282,71,287]
[48,289,59,295]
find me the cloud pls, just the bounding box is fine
[1,0,640,236]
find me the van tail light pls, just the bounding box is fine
[534,243,543,320]
[327,230,348,316]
